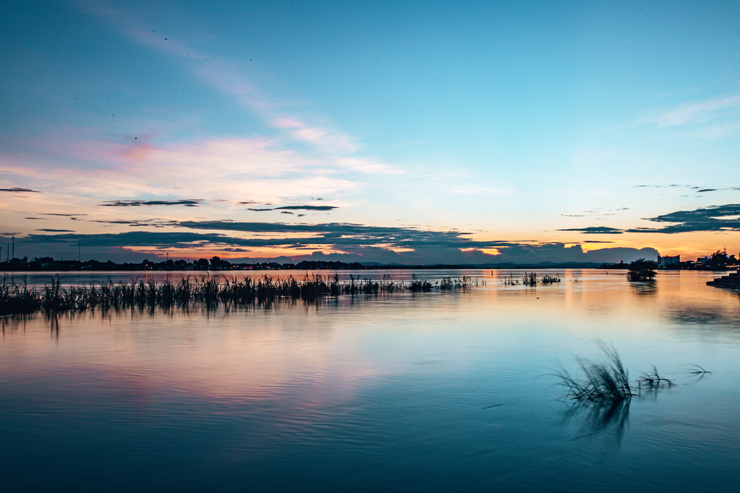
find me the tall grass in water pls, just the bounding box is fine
[440,276,477,290]
[0,276,41,315]
[0,273,476,315]
[552,342,633,403]
[551,342,711,438]
[502,274,519,285]
[541,274,561,285]
[522,272,537,286]
[409,274,432,292]
[636,366,673,390]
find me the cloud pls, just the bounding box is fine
[248,205,338,212]
[19,229,656,265]
[100,199,203,207]
[489,244,658,264]
[557,227,624,235]
[634,185,740,194]
[697,187,740,193]
[628,204,740,234]
[36,229,75,232]
[634,184,699,189]
[649,95,740,128]
[92,219,174,228]
[174,220,520,250]
[0,187,40,193]
[21,222,516,254]
[85,0,363,154]
[17,216,660,265]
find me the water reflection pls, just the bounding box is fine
[630,280,657,296]
[2,269,740,491]
[564,398,631,442]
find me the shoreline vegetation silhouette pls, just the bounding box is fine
[0,270,574,316]
[1,256,603,271]
[0,251,737,273]
[600,250,738,271]
[1,274,485,316]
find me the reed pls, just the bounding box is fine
[677,364,711,376]
[522,272,537,286]
[0,273,477,315]
[636,365,673,389]
[0,276,41,315]
[502,274,519,285]
[541,274,561,285]
[409,274,433,292]
[552,342,633,403]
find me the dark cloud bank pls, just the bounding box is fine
[17,220,657,265]
[19,201,738,264]
[562,204,740,235]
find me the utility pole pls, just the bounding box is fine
[11,236,14,260]
[78,240,81,262]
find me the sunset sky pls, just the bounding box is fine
[2,0,740,264]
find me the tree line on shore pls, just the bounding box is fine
[600,250,738,271]
[0,256,371,272]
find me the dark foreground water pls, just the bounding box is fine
[2,269,740,492]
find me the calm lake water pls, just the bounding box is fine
[2,269,740,492]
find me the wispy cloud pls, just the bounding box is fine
[248,205,338,212]
[4,136,362,205]
[649,95,740,128]
[0,187,40,193]
[100,199,203,207]
[81,0,368,156]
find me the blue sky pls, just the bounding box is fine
[2,0,740,263]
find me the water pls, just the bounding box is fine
[2,269,740,492]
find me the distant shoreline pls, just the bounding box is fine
[2,257,736,273]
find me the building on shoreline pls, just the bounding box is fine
[658,255,680,267]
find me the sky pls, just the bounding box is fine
[2,0,740,264]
